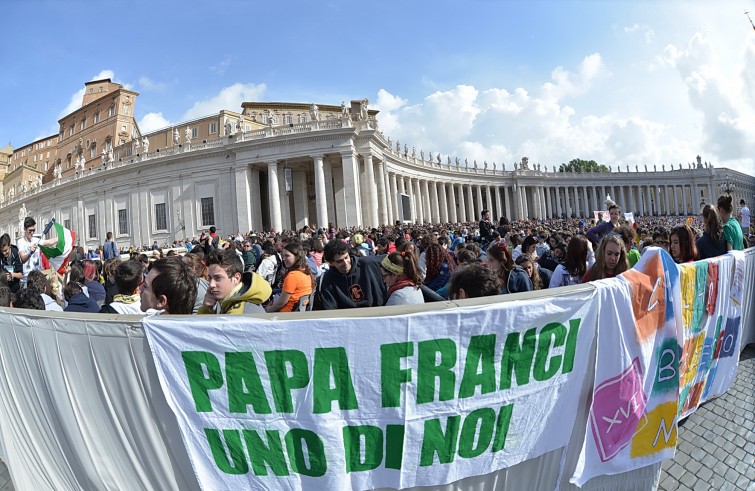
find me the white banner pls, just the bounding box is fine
[145,290,599,491]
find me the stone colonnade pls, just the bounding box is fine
[232,150,718,231]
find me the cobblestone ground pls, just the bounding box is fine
[659,344,755,491]
[0,346,752,491]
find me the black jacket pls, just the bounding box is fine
[1,245,23,293]
[696,232,727,260]
[316,255,387,310]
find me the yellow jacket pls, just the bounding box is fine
[198,272,271,315]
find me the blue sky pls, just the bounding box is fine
[2,0,754,175]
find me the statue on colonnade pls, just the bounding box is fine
[185,127,192,144]
[224,118,232,135]
[309,104,319,122]
[359,99,369,121]
[520,156,529,169]
[236,117,244,133]
[142,136,150,154]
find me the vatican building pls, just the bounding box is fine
[0,78,753,247]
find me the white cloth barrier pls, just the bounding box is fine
[0,248,751,490]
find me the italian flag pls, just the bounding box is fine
[39,222,76,274]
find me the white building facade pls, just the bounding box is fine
[1,101,753,248]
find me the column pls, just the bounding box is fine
[323,157,337,227]
[448,183,458,223]
[422,180,433,223]
[504,186,512,219]
[681,184,688,215]
[292,171,308,229]
[313,155,328,229]
[494,186,503,220]
[234,165,252,233]
[589,186,597,215]
[278,168,291,230]
[467,184,475,222]
[646,185,654,215]
[457,184,466,223]
[475,185,484,220]
[362,154,378,227]
[250,168,264,230]
[544,186,553,219]
[581,186,589,218]
[412,178,427,223]
[565,186,572,218]
[266,161,282,231]
[340,152,361,227]
[517,185,525,219]
[390,173,399,224]
[555,187,563,218]
[376,160,388,225]
[485,185,494,217]
[437,181,448,223]
[664,185,671,215]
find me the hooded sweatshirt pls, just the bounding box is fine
[317,255,387,310]
[198,272,271,315]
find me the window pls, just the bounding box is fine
[209,122,217,134]
[122,124,128,132]
[284,115,292,124]
[64,219,71,230]
[88,214,97,239]
[118,209,128,235]
[80,119,86,131]
[191,127,198,138]
[123,106,130,115]
[299,114,307,123]
[124,147,132,157]
[45,162,49,171]
[201,197,215,226]
[155,203,167,231]
[90,147,96,158]
[108,106,115,117]
[93,112,100,124]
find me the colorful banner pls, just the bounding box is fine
[571,248,745,485]
[145,291,599,491]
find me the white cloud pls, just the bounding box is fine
[138,112,171,134]
[58,70,125,118]
[139,76,168,92]
[182,83,267,121]
[374,34,755,175]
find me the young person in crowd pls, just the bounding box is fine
[0,233,23,293]
[515,254,543,290]
[423,243,456,292]
[17,217,58,288]
[486,240,532,294]
[717,195,744,251]
[739,199,751,235]
[586,204,621,245]
[447,263,501,300]
[316,239,386,310]
[549,235,594,288]
[669,224,699,264]
[100,260,144,314]
[380,251,424,306]
[181,253,209,314]
[140,257,198,315]
[63,282,99,313]
[615,225,641,267]
[13,288,45,310]
[198,249,271,315]
[697,204,728,260]
[26,270,63,311]
[265,242,315,312]
[84,260,106,306]
[583,235,629,282]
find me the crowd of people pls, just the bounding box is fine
[0,195,751,315]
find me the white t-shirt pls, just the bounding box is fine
[741,206,750,229]
[16,236,41,286]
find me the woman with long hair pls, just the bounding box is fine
[515,254,542,290]
[486,240,532,294]
[697,204,727,259]
[182,253,210,314]
[424,243,456,292]
[83,260,105,305]
[380,251,424,306]
[583,235,629,282]
[669,224,698,263]
[717,195,744,251]
[549,235,594,288]
[266,242,314,312]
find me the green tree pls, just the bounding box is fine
[558,159,609,173]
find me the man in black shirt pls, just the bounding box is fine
[0,233,23,293]
[316,240,386,310]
